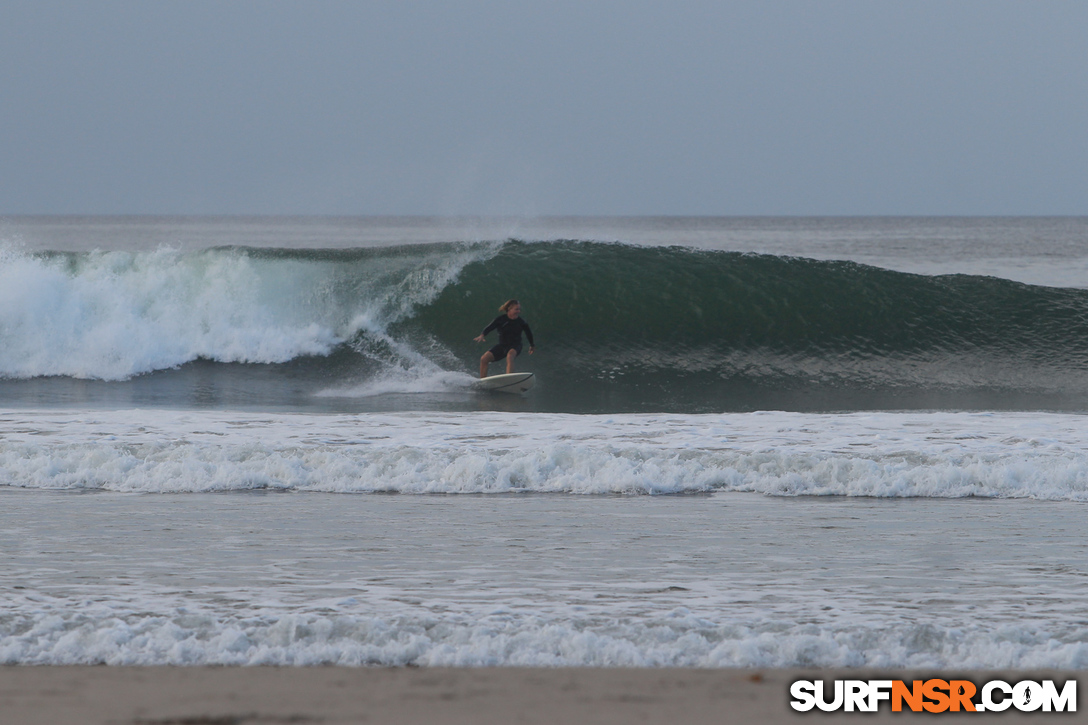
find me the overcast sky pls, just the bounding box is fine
[2,1,1086,216]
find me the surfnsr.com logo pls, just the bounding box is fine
[790,679,1077,713]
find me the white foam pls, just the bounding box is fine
[3,409,1088,499]
[5,408,1087,669]
[4,588,1086,668]
[318,370,479,398]
[0,244,493,380]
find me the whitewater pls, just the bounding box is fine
[4,408,1088,499]
[2,216,1087,669]
[0,242,496,380]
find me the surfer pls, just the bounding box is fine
[474,299,535,378]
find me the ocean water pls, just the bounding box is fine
[2,216,1088,668]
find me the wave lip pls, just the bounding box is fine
[3,409,1088,500]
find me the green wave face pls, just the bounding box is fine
[407,241,1088,411]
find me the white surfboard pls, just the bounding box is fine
[474,372,535,394]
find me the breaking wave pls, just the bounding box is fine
[4,240,1088,411]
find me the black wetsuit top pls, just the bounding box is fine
[482,315,534,349]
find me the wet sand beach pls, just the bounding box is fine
[1,667,1083,725]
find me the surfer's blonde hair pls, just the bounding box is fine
[499,299,520,312]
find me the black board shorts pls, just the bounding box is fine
[488,343,522,360]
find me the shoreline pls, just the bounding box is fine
[1,667,1082,724]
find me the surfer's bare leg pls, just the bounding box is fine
[479,351,495,378]
[505,349,518,374]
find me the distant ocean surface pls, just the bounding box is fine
[2,216,1087,668]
